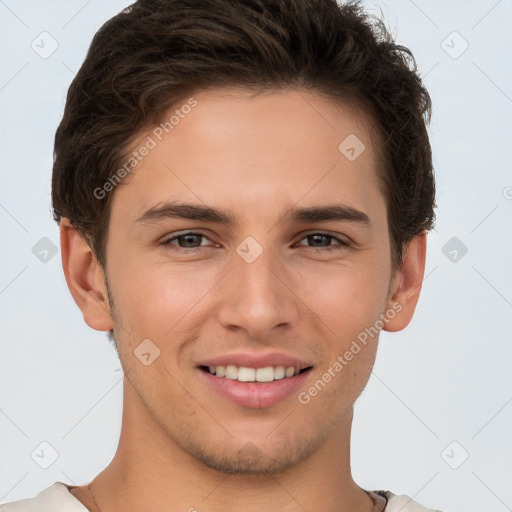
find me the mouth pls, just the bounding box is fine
[198,364,313,382]
[196,363,314,409]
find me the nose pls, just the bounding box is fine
[216,245,300,340]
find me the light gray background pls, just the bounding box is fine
[1,1,511,510]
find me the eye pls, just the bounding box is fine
[296,233,350,252]
[162,231,215,252]
[160,230,350,255]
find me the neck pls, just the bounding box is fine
[81,378,373,512]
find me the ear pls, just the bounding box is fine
[60,219,113,331]
[382,231,427,332]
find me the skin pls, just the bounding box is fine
[61,87,426,512]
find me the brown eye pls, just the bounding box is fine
[162,231,214,252]
[297,233,349,250]
[305,234,334,247]
[171,233,204,248]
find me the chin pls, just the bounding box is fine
[181,434,320,476]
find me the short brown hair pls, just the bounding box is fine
[52,0,435,272]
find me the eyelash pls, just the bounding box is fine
[161,231,350,254]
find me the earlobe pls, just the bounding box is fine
[60,219,114,332]
[383,232,427,333]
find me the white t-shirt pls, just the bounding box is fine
[0,482,445,511]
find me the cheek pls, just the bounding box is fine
[107,257,220,339]
[296,257,390,339]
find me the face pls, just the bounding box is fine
[102,88,398,474]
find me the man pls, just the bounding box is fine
[1,0,443,510]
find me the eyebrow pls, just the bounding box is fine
[135,202,372,227]
[289,205,371,226]
[136,203,235,225]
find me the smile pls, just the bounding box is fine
[197,364,313,409]
[200,364,311,382]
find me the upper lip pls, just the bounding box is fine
[198,351,313,370]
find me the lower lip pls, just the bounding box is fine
[197,368,312,409]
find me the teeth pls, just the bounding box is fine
[255,367,274,382]
[274,366,285,380]
[205,364,302,382]
[238,367,256,382]
[225,365,238,380]
[285,366,295,378]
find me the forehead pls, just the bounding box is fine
[112,87,384,223]
[153,87,376,165]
